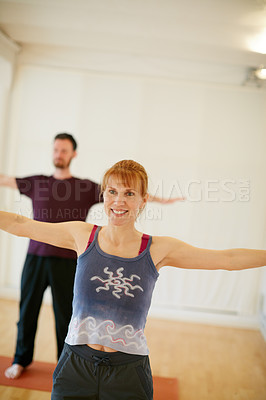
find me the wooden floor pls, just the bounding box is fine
[0,298,266,400]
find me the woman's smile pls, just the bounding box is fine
[111,209,128,216]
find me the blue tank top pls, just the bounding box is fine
[65,226,159,355]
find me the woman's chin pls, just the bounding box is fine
[110,218,128,226]
[109,214,136,226]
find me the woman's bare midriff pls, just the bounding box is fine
[87,344,118,352]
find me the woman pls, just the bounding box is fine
[1,159,265,400]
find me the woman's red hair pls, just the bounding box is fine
[101,160,148,197]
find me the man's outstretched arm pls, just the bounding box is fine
[0,174,18,189]
[148,195,185,204]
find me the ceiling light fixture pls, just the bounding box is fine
[254,65,266,79]
[243,65,266,87]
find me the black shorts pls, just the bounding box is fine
[51,343,153,400]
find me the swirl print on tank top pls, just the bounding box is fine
[65,226,159,355]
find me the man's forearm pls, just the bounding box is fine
[0,174,18,189]
[148,195,185,204]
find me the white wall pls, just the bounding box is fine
[0,31,20,295]
[0,51,266,329]
[0,31,20,172]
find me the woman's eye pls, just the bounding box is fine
[109,190,116,195]
[126,191,135,196]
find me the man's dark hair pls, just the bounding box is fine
[54,133,77,151]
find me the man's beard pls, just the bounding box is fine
[53,159,71,169]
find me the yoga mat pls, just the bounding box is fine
[0,356,178,399]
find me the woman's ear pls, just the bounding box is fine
[141,193,149,209]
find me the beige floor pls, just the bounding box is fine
[0,298,266,400]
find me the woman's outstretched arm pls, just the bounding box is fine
[0,211,89,253]
[152,236,266,271]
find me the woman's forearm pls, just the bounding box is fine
[226,248,266,271]
[0,211,30,237]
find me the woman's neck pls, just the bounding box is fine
[98,224,143,258]
[102,224,141,245]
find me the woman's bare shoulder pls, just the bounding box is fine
[151,235,180,246]
[68,222,98,256]
[150,235,184,270]
[65,221,95,233]
[149,236,172,270]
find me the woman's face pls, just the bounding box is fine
[103,175,148,226]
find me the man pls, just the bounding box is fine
[1,133,102,378]
[0,133,184,379]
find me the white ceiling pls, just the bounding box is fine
[0,0,266,81]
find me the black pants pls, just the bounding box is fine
[51,344,153,400]
[13,254,76,367]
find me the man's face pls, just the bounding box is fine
[53,139,76,169]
